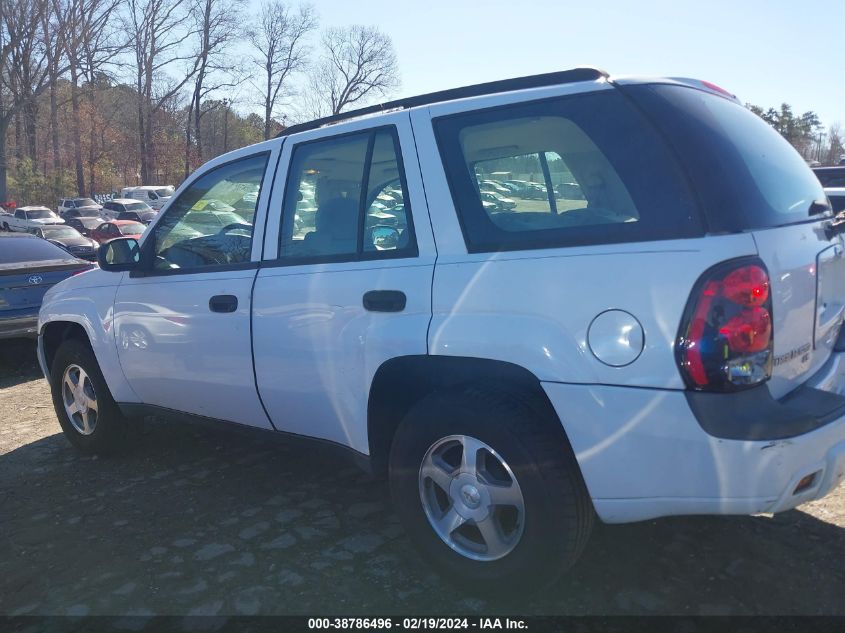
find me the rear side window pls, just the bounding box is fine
[434,90,701,252]
[626,84,828,231]
[278,126,417,262]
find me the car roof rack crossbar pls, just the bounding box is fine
[276,67,608,138]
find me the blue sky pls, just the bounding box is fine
[246,0,844,128]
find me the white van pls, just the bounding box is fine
[120,186,175,210]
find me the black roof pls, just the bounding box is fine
[277,67,608,138]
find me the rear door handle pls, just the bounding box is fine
[209,294,238,313]
[363,290,406,313]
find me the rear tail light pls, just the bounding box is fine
[677,258,773,391]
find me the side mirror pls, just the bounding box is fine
[370,225,400,250]
[97,237,141,271]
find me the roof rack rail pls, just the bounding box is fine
[276,67,608,138]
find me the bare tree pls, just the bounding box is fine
[248,0,315,140]
[310,24,399,117]
[825,123,844,166]
[42,0,67,175]
[0,0,53,201]
[184,0,244,174]
[55,0,122,194]
[126,0,198,183]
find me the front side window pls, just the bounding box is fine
[435,90,701,252]
[150,153,269,271]
[279,127,417,261]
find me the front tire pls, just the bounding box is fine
[388,387,594,596]
[50,338,137,455]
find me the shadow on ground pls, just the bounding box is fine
[0,339,41,388]
[1,410,844,617]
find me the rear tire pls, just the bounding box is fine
[50,338,137,455]
[388,386,593,597]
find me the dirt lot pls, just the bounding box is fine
[1,338,844,616]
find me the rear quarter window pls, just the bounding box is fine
[434,90,702,253]
[625,84,828,231]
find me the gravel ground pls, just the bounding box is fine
[1,338,844,616]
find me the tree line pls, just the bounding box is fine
[0,0,399,204]
[747,102,843,166]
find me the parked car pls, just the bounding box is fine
[478,179,513,196]
[1,233,93,339]
[503,179,547,199]
[479,190,517,210]
[58,198,103,217]
[814,166,845,188]
[121,186,174,210]
[826,187,845,214]
[556,181,585,200]
[65,216,104,238]
[90,220,146,244]
[28,225,99,261]
[37,68,845,595]
[2,206,64,232]
[60,206,102,221]
[116,209,158,225]
[102,198,156,221]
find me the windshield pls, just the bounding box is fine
[74,198,97,207]
[119,222,146,235]
[155,187,174,197]
[126,202,150,212]
[626,84,828,231]
[26,210,54,219]
[75,208,100,217]
[41,227,82,238]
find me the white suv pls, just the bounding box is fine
[37,68,845,594]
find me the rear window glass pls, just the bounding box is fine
[0,238,72,263]
[434,90,702,252]
[627,84,828,231]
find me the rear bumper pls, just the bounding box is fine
[0,309,39,339]
[543,353,845,524]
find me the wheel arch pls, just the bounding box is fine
[41,320,91,373]
[39,312,138,404]
[367,354,575,477]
